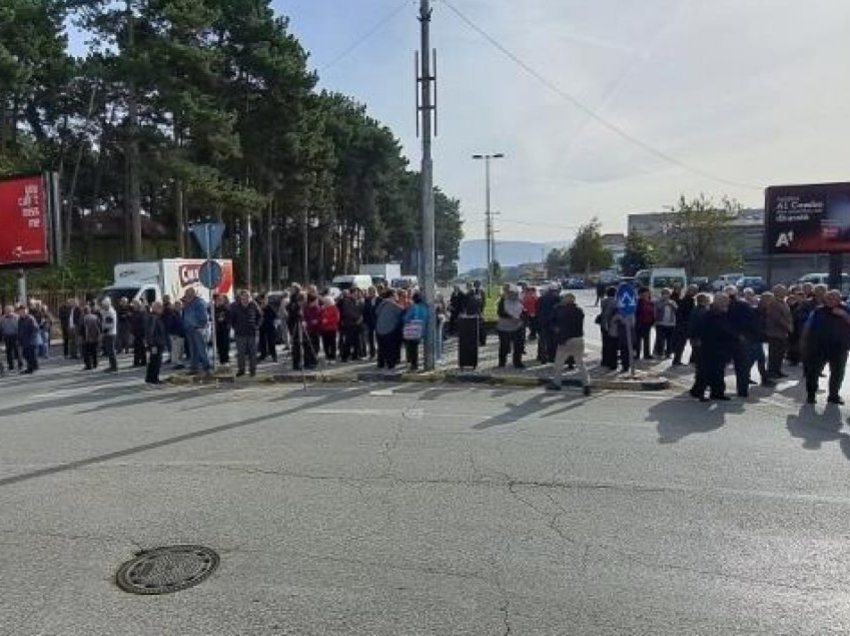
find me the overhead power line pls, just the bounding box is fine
[320,0,414,73]
[441,0,762,192]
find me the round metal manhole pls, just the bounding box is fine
[116,545,220,595]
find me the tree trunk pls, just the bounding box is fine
[174,183,185,256]
[242,211,252,290]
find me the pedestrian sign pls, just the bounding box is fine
[616,282,637,316]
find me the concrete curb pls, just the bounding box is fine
[167,368,669,391]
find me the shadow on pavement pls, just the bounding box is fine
[649,392,744,444]
[0,386,360,488]
[472,390,590,430]
[785,404,850,458]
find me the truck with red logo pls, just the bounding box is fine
[99,259,235,307]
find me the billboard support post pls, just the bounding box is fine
[17,269,27,307]
[829,253,843,290]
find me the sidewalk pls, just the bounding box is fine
[170,333,669,391]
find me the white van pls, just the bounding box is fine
[634,268,687,291]
[331,274,373,291]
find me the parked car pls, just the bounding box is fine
[690,276,711,292]
[710,272,744,292]
[735,276,768,294]
[561,277,586,289]
[797,272,850,294]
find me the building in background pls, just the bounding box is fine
[627,208,830,283]
[600,233,626,271]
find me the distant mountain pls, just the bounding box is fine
[459,240,569,273]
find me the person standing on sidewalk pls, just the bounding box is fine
[214,294,231,366]
[130,300,148,367]
[80,306,101,371]
[802,289,850,405]
[522,286,539,341]
[145,301,168,384]
[320,296,340,362]
[1,306,21,372]
[689,293,737,401]
[182,288,212,376]
[16,305,39,374]
[101,298,118,372]
[547,293,590,395]
[671,285,697,366]
[634,288,655,360]
[653,288,677,358]
[598,286,618,370]
[725,286,758,398]
[363,286,380,360]
[229,290,261,377]
[496,285,525,369]
[537,283,560,363]
[376,290,404,370]
[402,292,429,371]
[257,294,278,363]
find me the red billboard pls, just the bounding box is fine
[0,174,50,267]
[765,182,850,254]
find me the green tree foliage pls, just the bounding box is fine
[568,217,612,274]
[0,0,463,290]
[661,194,743,277]
[545,248,569,278]
[620,232,656,276]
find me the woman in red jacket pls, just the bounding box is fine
[303,293,322,369]
[320,296,340,361]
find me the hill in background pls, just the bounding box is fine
[459,240,569,274]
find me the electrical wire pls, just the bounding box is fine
[441,0,762,192]
[319,0,415,73]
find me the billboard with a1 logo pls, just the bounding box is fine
[766,183,850,254]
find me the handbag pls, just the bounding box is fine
[403,318,424,341]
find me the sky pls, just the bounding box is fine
[70,0,850,242]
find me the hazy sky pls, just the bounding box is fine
[275,0,850,242]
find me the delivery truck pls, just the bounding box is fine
[100,258,235,306]
[359,263,402,286]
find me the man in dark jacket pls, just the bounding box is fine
[363,287,380,360]
[466,280,487,346]
[214,294,231,366]
[145,301,168,384]
[690,293,738,401]
[547,293,590,395]
[724,286,758,397]
[802,289,850,404]
[286,287,305,371]
[229,290,262,377]
[130,300,148,367]
[671,284,697,366]
[16,305,39,374]
[338,291,364,362]
[536,284,561,363]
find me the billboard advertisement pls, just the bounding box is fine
[765,182,850,254]
[0,174,51,267]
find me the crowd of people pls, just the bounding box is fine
[3,278,849,406]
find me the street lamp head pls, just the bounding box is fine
[493,153,505,159]
[472,154,484,159]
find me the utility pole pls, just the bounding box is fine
[126,0,142,260]
[417,0,437,370]
[472,153,505,289]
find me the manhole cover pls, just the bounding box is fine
[116,545,219,595]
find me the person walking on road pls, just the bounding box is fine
[547,293,590,395]
[182,288,212,376]
[802,289,850,405]
[145,301,168,384]
[101,298,118,372]
[496,285,525,369]
[229,290,261,377]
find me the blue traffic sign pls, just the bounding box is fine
[191,222,225,258]
[616,282,637,316]
[199,260,223,289]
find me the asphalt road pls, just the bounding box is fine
[2,355,850,636]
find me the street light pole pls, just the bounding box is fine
[472,153,504,289]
